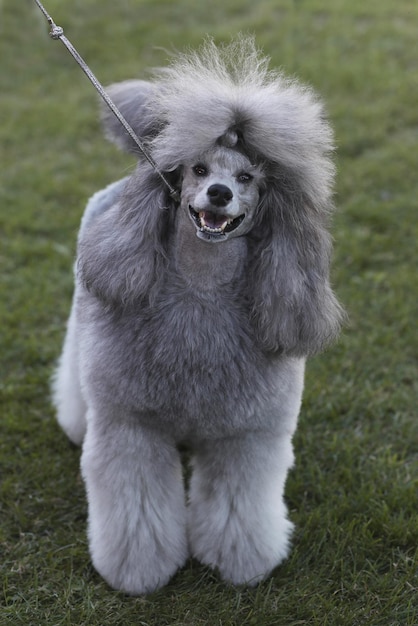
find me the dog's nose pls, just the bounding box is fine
[207,184,233,207]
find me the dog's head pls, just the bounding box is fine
[82,37,344,356]
[100,75,267,246]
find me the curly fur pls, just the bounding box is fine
[53,37,344,595]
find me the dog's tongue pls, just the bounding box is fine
[199,211,227,230]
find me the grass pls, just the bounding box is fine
[1,0,417,624]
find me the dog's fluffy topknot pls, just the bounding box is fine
[150,36,335,211]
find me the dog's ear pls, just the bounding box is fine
[101,80,159,154]
[248,183,344,357]
[77,171,173,305]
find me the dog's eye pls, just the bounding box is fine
[237,172,253,183]
[193,164,208,177]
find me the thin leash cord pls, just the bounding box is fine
[33,0,179,201]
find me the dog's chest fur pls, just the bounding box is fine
[79,255,278,439]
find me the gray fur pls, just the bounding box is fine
[53,37,344,595]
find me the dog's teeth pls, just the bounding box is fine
[202,225,223,234]
[204,226,221,233]
[197,210,229,234]
[198,211,205,228]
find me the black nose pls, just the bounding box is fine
[207,184,233,207]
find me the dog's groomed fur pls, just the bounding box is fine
[53,37,344,594]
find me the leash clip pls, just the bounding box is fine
[49,24,64,40]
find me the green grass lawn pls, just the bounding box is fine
[1,0,417,624]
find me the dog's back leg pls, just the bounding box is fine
[52,294,87,445]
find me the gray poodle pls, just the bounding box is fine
[53,37,343,595]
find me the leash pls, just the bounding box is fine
[33,0,180,201]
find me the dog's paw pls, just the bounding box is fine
[189,506,293,586]
[90,528,189,595]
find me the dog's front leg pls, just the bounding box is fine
[81,413,189,595]
[188,431,295,586]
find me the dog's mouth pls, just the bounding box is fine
[189,206,245,240]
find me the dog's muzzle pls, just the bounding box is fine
[188,206,245,242]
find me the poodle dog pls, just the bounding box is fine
[53,37,343,595]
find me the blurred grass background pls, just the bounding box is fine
[0,0,417,624]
